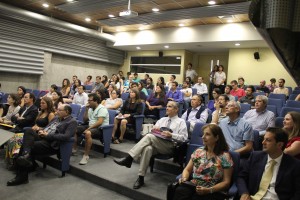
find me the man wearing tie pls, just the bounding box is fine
[237,127,300,200]
[114,101,188,189]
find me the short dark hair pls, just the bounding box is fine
[226,85,232,90]
[171,75,176,80]
[51,84,58,91]
[219,94,229,101]
[77,85,85,90]
[213,88,222,95]
[230,80,238,85]
[266,127,288,151]
[131,82,138,87]
[238,77,244,82]
[172,81,178,87]
[87,75,92,79]
[88,93,101,104]
[279,78,285,83]
[64,104,72,115]
[194,94,203,103]
[145,74,149,78]
[247,85,255,93]
[27,92,36,103]
[188,63,192,67]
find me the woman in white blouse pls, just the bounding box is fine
[0,93,21,125]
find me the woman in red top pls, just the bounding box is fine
[283,111,300,159]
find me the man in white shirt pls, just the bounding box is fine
[114,101,188,190]
[273,78,289,96]
[192,77,208,95]
[185,63,198,82]
[72,85,88,106]
[237,127,300,200]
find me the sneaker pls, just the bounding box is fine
[79,155,89,165]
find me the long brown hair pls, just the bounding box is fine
[129,88,141,103]
[284,111,300,140]
[39,97,55,118]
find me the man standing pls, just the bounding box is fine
[114,101,188,189]
[11,93,38,132]
[166,81,183,103]
[185,63,198,83]
[91,76,104,93]
[239,85,256,107]
[72,85,88,106]
[219,101,253,157]
[230,80,246,100]
[192,77,208,96]
[273,78,289,96]
[237,127,300,200]
[7,104,77,186]
[75,93,109,165]
[243,95,275,135]
[181,95,208,133]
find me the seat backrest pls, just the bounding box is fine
[84,85,93,91]
[286,86,292,96]
[240,103,251,117]
[121,92,129,101]
[269,93,286,104]
[77,105,86,123]
[266,105,277,116]
[206,109,212,123]
[292,90,300,94]
[280,107,300,117]
[1,93,8,104]
[229,151,240,188]
[70,103,81,119]
[192,88,197,96]
[108,109,117,124]
[38,90,48,98]
[289,94,298,100]
[275,117,284,128]
[253,130,261,151]
[32,89,40,97]
[267,98,283,116]
[190,122,205,145]
[286,100,300,108]
[146,89,153,96]
[26,89,33,93]
[253,92,265,97]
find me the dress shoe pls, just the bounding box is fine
[16,153,32,167]
[113,156,133,168]
[133,177,144,189]
[7,177,28,186]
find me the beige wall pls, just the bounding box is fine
[228,48,297,87]
[121,50,187,84]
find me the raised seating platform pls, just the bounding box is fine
[42,139,182,200]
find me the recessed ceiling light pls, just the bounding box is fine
[152,8,159,12]
[85,18,91,22]
[227,19,233,23]
[179,23,185,27]
[42,3,49,8]
[218,16,224,19]
[136,47,141,50]
[208,1,216,5]
[108,14,115,18]
[235,43,240,46]
[164,45,169,49]
[139,27,144,30]
[67,0,74,2]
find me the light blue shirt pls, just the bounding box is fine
[219,117,253,151]
[88,104,109,127]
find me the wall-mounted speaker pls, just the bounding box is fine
[254,52,260,60]
[159,51,163,57]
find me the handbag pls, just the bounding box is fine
[166,181,179,200]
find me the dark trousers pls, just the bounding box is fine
[174,185,226,200]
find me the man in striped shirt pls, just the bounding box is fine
[243,95,275,136]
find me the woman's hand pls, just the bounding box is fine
[123,114,130,118]
[32,125,39,131]
[196,186,210,195]
[179,177,187,184]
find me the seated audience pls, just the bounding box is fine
[211,94,229,124]
[65,85,88,106]
[192,76,208,95]
[107,84,118,98]
[111,89,143,144]
[181,95,208,133]
[70,79,81,97]
[91,76,104,93]
[145,77,154,90]
[180,81,193,110]
[154,77,165,91]
[237,127,300,200]
[283,112,300,159]
[109,74,122,92]
[141,74,149,85]
[267,78,277,92]
[6,104,77,186]
[230,80,246,100]
[17,86,26,108]
[11,93,38,132]
[243,95,275,135]
[207,88,222,112]
[238,77,247,90]
[219,101,253,157]
[173,124,233,200]
[123,74,134,93]
[96,89,108,101]
[166,75,176,89]
[102,90,123,112]
[114,101,188,189]
[144,84,168,119]
[138,81,148,96]
[74,93,109,165]
[130,82,147,101]
[224,85,235,101]
[5,97,55,169]
[133,72,140,82]
[83,75,93,85]
[239,85,255,107]
[43,84,58,99]
[166,81,183,103]
[185,76,192,85]
[273,78,289,96]
[61,78,71,98]
[256,80,270,95]
[0,94,20,125]
[52,91,64,112]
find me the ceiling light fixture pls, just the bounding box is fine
[42,3,49,8]
[119,0,138,17]
[108,14,115,18]
[85,18,91,22]
[235,43,240,46]
[164,45,169,49]
[139,27,144,30]
[152,8,159,12]
[208,1,216,5]
[227,19,233,23]
[136,47,141,50]
[179,23,185,27]
[67,0,74,2]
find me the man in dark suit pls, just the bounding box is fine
[7,104,77,186]
[237,127,300,200]
[11,92,38,131]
